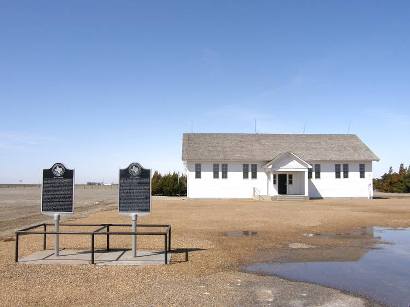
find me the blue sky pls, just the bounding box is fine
[0,1,409,183]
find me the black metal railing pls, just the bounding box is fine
[15,223,175,264]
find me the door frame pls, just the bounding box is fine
[278,173,287,195]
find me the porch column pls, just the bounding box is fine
[304,169,309,197]
[266,172,270,196]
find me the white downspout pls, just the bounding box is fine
[304,169,309,198]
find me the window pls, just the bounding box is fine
[243,164,249,179]
[315,164,321,179]
[222,164,228,179]
[335,164,341,178]
[308,168,312,179]
[343,163,349,178]
[213,164,219,179]
[288,174,293,185]
[251,164,257,179]
[359,164,365,178]
[195,163,201,179]
[273,174,277,184]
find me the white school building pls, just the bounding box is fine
[182,133,379,199]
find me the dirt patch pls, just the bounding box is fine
[2,237,15,242]
[224,231,258,237]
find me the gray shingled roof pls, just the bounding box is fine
[182,133,379,162]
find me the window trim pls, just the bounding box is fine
[343,163,349,178]
[243,164,249,179]
[213,163,219,179]
[314,164,321,179]
[251,164,257,179]
[195,163,201,179]
[359,163,365,179]
[335,164,341,179]
[221,163,228,179]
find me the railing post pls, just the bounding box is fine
[43,224,47,250]
[54,214,60,256]
[91,234,95,264]
[164,234,168,264]
[106,225,110,251]
[15,233,19,262]
[168,226,172,252]
[131,214,137,258]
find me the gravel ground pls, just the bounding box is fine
[1,188,410,306]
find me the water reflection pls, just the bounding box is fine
[244,227,410,307]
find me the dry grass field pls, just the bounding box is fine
[0,185,118,237]
[1,186,410,306]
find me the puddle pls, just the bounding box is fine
[244,227,410,307]
[303,227,378,240]
[288,243,315,249]
[224,231,257,237]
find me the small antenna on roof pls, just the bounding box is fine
[254,119,257,134]
[347,121,351,133]
[303,122,307,134]
[190,120,194,133]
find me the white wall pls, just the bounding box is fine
[185,162,268,198]
[185,161,374,199]
[308,161,373,198]
[287,172,305,195]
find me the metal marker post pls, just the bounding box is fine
[131,213,137,257]
[54,213,60,256]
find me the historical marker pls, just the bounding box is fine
[119,163,151,213]
[41,163,74,213]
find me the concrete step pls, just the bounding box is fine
[272,195,309,201]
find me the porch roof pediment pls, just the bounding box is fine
[264,152,312,171]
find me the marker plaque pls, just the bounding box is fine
[119,163,151,214]
[41,163,74,213]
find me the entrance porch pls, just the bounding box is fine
[264,152,311,199]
